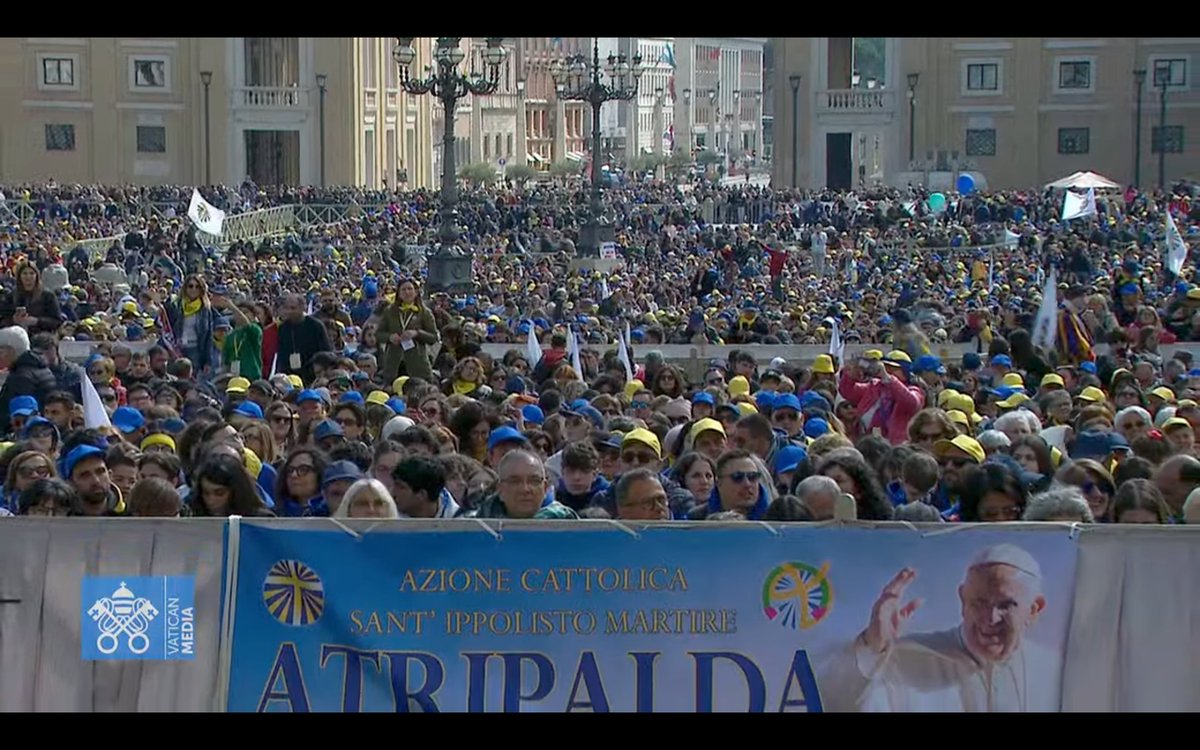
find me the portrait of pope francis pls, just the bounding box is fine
[821,543,1061,712]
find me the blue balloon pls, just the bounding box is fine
[957,173,976,194]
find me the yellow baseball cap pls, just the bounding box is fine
[688,418,727,443]
[996,392,1031,410]
[1150,387,1177,403]
[812,354,835,374]
[736,402,759,416]
[1040,373,1065,389]
[1001,373,1025,388]
[934,435,985,464]
[624,379,646,400]
[226,377,251,394]
[946,410,971,429]
[1162,417,1192,432]
[366,390,390,406]
[392,376,410,395]
[937,389,961,409]
[287,374,304,389]
[621,428,662,459]
[729,376,751,397]
[863,349,884,361]
[884,350,912,365]
[1077,386,1107,403]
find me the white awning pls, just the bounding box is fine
[1044,170,1121,190]
[527,152,544,164]
[565,151,586,162]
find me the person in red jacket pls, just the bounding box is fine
[838,351,926,445]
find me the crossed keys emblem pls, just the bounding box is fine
[87,581,159,655]
[195,203,211,223]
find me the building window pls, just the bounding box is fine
[965,128,996,157]
[42,57,74,86]
[507,133,513,157]
[45,123,75,151]
[1057,127,1089,154]
[1058,61,1091,90]
[137,125,166,153]
[483,136,490,160]
[1152,125,1184,154]
[1153,58,1188,88]
[966,63,999,91]
[133,59,166,88]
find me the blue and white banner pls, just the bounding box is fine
[81,575,196,661]
[225,524,1078,712]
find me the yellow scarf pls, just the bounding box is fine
[398,303,420,314]
[453,379,477,395]
[182,297,203,317]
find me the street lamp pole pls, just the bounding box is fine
[200,71,212,185]
[394,37,506,291]
[552,39,642,258]
[907,72,919,165]
[1133,69,1146,187]
[1155,66,1169,189]
[316,73,327,187]
[788,74,800,187]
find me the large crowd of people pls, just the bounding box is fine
[0,175,1199,526]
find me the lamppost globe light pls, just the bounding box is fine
[683,87,691,103]
[483,44,506,68]
[605,54,618,78]
[393,38,416,68]
[907,72,920,90]
[570,57,587,78]
[200,70,213,86]
[315,73,327,89]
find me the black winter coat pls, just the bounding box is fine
[0,350,57,432]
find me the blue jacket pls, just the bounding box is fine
[256,463,278,509]
[554,475,611,513]
[279,494,329,518]
[691,484,770,521]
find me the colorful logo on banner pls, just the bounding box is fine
[762,562,833,630]
[80,576,195,660]
[263,560,325,627]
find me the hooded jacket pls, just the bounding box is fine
[0,350,57,433]
[554,474,612,513]
[838,368,925,446]
[687,483,770,521]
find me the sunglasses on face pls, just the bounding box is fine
[773,411,800,422]
[941,457,973,469]
[18,465,51,479]
[723,471,762,485]
[631,401,649,410]
[621,452,658,465]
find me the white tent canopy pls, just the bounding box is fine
[1045,170,1122,190]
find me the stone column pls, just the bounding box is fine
[554,96,567,163]
[470,94,484,165]
[516,80,528,166]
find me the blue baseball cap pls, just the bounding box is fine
[804,417,831,439]
[990,354,1013,369]
[755,390,777,411]
[505,375,527,395]
[521,404,545,425]
[233,401,264,420]
[800,391,832,414]
[296,389,323,404]
[313,419,345,442]
[60,443,106,479]
[1079,361,1098,374]
[773,393,802,414]
[385,397,407,414]
[322,460,363,488]
[914,355,946,375]
[339,391,365,405]
[693,392,716,406]
[487,425,529,452]
[9,395,38,418]
[111,406,145,434]
[773,444,808,475]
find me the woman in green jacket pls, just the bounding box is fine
[376,278,439,383]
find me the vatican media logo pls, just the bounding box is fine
[81,576,196,661]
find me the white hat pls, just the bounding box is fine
[381,415,415,441]
[769,357,787,370]
[969,544,1042,580]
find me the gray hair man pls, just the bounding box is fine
[0,326,56,433]
[822,543,1057,712]
[470,449,579,520]
[614,468,669,521]
[794,475,841,521]
[1022,485,1094,523]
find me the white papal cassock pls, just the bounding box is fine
[820,626,1061,712]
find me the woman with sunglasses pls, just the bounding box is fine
[1054,459,1116,522]
[274,446,331,517]
[651,365,686,399]
[267,404,298,457]
[2,450,56,511]
[443,357,487,399]
[165,274,216,376]
[687,449,769,520]
[377,278,438,383]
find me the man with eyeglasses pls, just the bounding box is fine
[770,393,805,439]
[613,468,670,521]
[469,449,578,520]
[931,435,986,518]
[593,428,695,519]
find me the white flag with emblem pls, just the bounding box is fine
[828,316,845,363]
[1032,269,1058,353]
[1061,187,1097,222]
[187,189,226,236]
[1166,208,1189,276]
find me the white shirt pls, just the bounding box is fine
[811,230,828,255]
[820,627,1061,712]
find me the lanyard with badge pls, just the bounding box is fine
[229,327,244,376]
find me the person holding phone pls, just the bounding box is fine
[213,293,263,380]
[838,351,926,446]
[0,262,62,333]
